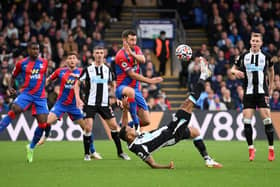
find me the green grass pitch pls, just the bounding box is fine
[0,140,279,187]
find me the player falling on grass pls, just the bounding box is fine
[231,32,275,161]
[35,51,96,161]
[115,29,163,132]
[75,46,130,160]
[119,57,222,169]
[0,42,49,163]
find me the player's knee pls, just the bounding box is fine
[140,119,150,127]
[11,104,22,115]
[263,118,272,125]
[243,118,252,124]
[189,127,200,138]
[84,125,92,133]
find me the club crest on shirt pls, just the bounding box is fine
[121,62,127,68]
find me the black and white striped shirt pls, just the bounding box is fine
[79,63,114,106]
[234,50,273,95]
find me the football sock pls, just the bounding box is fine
[128,121,134,128]
[30,126,44,149]
[111,130,123,155]
[0,111,16,132]
[193,137,209,160]
[128,101,140,126]
[44,124,51,137]
[83,132,92,155]
[190,79,205,101]
[89,133,96,153]
[244,123,253,146]
[264,124,274,146]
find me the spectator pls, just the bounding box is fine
[0,95,9,112]
[154,30,170,76]
[222,89,236,110]
[63,34,78,54]
[209,94,227,111]
[270,90,280,111]
[154,94,169,111]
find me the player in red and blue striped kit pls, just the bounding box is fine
[37,52,95,160]
[0,42,49,162]
[115,30,163,131]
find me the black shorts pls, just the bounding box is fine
[166,110,191,142]
[83,105,115,119]
[243,94,270,109]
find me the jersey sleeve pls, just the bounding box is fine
[12,61,22,78]
[109,66,115,82]
[129,144,150,161]
[49,69,60,80]
[79,68,87,81]
[116,52,133,73]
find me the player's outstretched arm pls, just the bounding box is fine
[127,70,163,84]
[230,65,244,79]
[145,156,174,169]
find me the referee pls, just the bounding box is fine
[74,45,130,160]
[231,32,275,161]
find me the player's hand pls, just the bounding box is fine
[169,161,174,169]
[150,77,163,84]
[233,70,244,79]
[7,87,16,96]
[116,99,123,110]
[123,41,134,56]
[121,96,129,110]
[76,98,84,109]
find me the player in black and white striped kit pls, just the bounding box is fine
[231,32,275,161]
[74,46,130,161]
[119,57,222,169]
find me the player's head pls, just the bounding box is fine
[122,29,137,48]
[66,51,78,69]
[250,32,263,52]
[27,42,39,59]
[93,45,105,64]
[119,125,137,142]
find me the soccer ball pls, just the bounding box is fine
[175,44,192,61]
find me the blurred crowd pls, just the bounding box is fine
[177,0,280,111]
[0,0,170,113]
[1,0,280,113]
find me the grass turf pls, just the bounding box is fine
[0,140,279,187]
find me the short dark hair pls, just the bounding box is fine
[122,29,136,38]
[27,41,39,48]
[119,126,127,141]
[93,45,105,51]
[67,51,78,58]
[251,32,263,40]
[160,30,166,35]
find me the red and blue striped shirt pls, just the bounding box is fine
[49,67,82,106]
[12,57,48,98]
[115,45,142,90]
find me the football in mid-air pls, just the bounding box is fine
[175,44,192,61]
